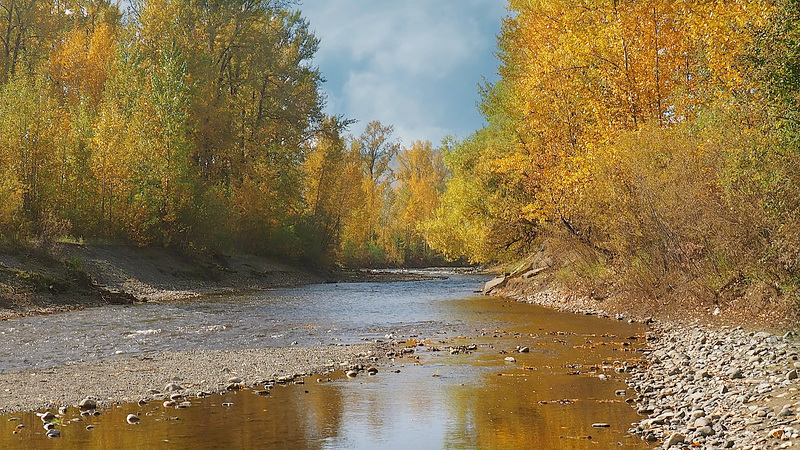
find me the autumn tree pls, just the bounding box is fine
[429,0,800,307]
[395,140,446,263]
[0,75,64,229]
[301,115,360,262]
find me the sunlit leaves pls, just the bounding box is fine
[430,0,788,274]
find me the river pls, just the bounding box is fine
[0,271,652,449]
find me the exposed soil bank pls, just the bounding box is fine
[488,267,800,449]
[0,243,322,320]
[0,343,390,413]
[0,244,465,320]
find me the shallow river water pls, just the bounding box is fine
[0,272,652,449]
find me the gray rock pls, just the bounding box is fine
[694,417,712,428]
[45,429,60,438]
[665,432,685,447]
[78,397,97,410]
[787,369,798,381]
[697,425,715,436]
[126,414,140,424]
[164,382,182,392]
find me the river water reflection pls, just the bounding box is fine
[0,273,653,449]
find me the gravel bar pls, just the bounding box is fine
[0,343,388,413]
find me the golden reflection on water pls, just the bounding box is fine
[0,298,653,449]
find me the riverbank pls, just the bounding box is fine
[488,269,800,449]
[0,343,389,413]
[0,243,461,320]
[628,323,800,449]
[0,243,322,320]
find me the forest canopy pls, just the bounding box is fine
[4,0,800,295]
[0,0,448,267]
[426,0,800,302]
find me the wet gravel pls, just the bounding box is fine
[0,343,387,413]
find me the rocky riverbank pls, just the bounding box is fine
[627,324,800,449]
[486,273,800,449]
[0,343,389,413]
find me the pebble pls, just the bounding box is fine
[78,397,97,410]
[126,414,140,424]
[164,382,182,392]
[37,411,55,422]
[665,432,684,447]
[45,429,60,438]
[591,423,610,428]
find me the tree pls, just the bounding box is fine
[0,75,62,229]
[302,115,359,262]
[395,140,446,262]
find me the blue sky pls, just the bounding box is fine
[299,1,507,146]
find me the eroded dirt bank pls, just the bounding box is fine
[0,243,322,319]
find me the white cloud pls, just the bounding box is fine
[299,0,506,145]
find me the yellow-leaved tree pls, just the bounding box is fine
[395,140,446,263]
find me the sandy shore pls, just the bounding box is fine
[0,343,390,413]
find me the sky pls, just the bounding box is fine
[298,1,508,147]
